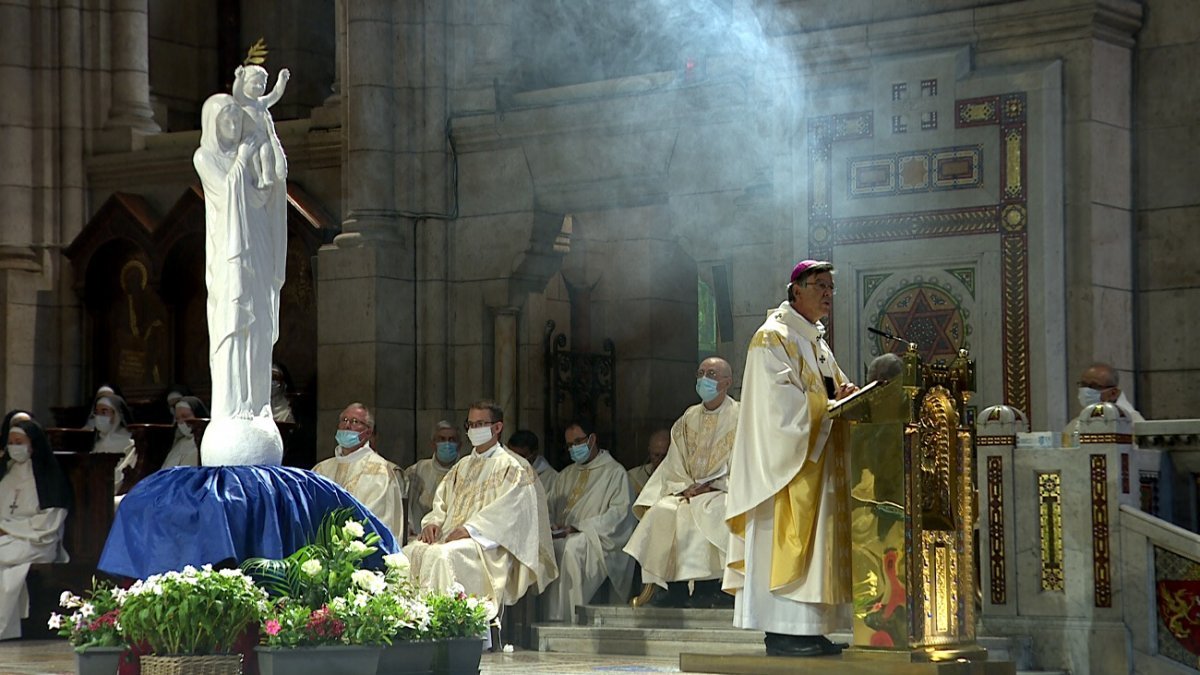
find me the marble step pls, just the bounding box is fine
[537,606,1046,671]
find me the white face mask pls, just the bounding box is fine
[467,426,495,448]
[1077,387,1103,409]
[94,415,114,433]
[6,444,30,463]
[177,422,194,438]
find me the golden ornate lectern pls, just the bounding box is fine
[680,346,1014,675]
[830,345,983,663]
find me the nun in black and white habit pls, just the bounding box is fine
[0,417,72,639]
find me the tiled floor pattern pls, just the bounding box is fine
[0,641,720,675]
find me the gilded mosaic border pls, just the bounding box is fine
[977,435,1016,446]
[1091,454,1113,608]
[987,455,1006,605]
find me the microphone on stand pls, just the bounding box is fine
[867,326,908,345]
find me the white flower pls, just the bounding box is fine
[352,569,386,594]
[343,521,365,538]
[47,613,62,630]
[330,596,348,612]
[467,597,480,610]
[347,540,369,554]
[383,553,410,572]
[59,591,81,609]
[112,588,128,605]
[79,603,95,618]
[301,559,323,576]
[202,563,214,572]
[219,568,243,578]
[353,592,369,608]
[448,582,466,596]
[483,600,498,618]
[181,565,198,576]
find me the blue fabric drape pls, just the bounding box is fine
[99,465,398,579]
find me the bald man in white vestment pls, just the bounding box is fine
[404,401,557,617]
[541,420,636,622]
[626,431,668,496]
[312,402,406,540]
[625,357,739,608]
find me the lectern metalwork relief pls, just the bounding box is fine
[831,345,984,663]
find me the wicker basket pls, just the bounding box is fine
[139,654,243,675]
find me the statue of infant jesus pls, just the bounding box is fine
[232,64,289,189]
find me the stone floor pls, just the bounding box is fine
[0,641,713,675]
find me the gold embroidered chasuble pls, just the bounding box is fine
[407,443,557,606]
[312,442,406,540]
[723,301,852,605]
[624,396,740,584]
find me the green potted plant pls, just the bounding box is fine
[246,512,394,675]
[118,564,266,675]
[49,578,126,675]
[424,583,493,675]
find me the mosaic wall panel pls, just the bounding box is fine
[808,91,1030,415]
[863,272,973,367]
[1154,545,1200,669]
[848,145,983,197]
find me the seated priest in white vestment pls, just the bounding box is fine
[507,429,558,493]
[405,421,460,537]
[626,429,669,497]
[90,395,136,494]
[313,402,406,540]
[625,357,739,608]
[0,417,72,640]
[404,401,557,618]
[541,419,636,622]
[1063,361,1145,444]
[161,396,209,469]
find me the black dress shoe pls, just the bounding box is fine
[649,582,688,608]
[764,633,843,657]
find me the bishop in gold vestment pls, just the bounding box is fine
[723,260,857,657]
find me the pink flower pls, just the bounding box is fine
[264,619,281,636]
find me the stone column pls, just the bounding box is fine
[0,1,37,270]
[318,0,421,465]
[493,307,519,428]
[104,0,159,134]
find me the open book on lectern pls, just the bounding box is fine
[826,379,882,416]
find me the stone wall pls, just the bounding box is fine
[1135,0,1200,420]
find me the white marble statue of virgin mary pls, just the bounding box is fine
[192,91,287,464]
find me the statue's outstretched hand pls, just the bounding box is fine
[277,68,290,84]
